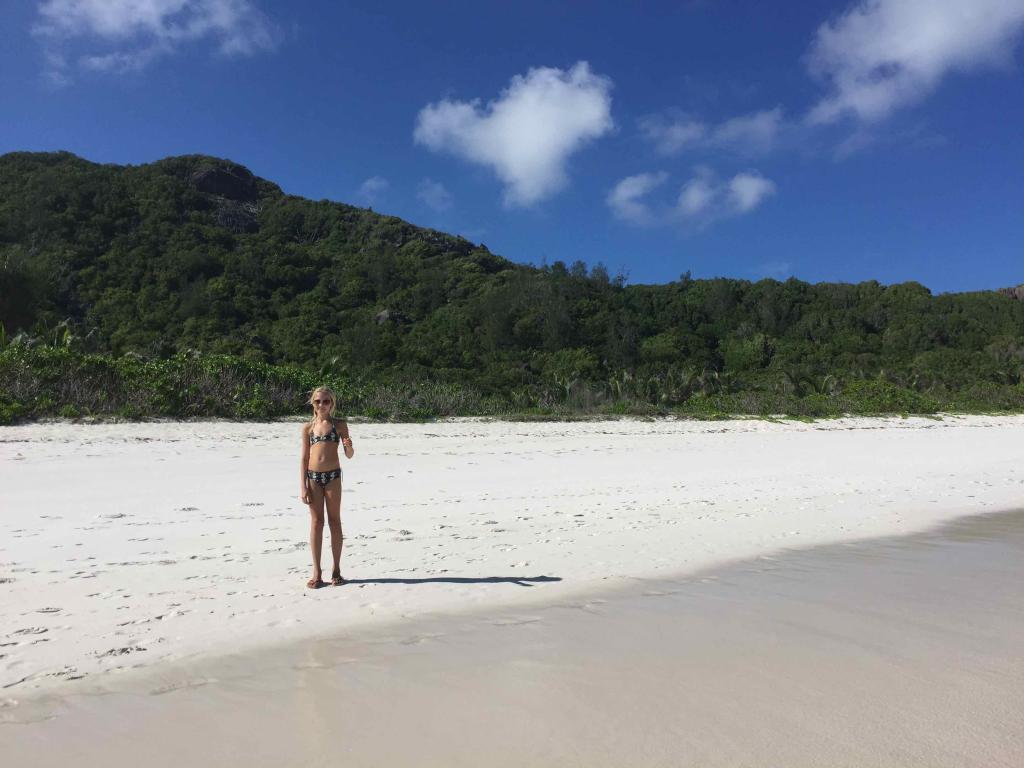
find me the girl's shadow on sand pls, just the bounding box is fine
[344,575,562,587]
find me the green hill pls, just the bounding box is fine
[1,151,1022,419]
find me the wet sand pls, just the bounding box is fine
[4,509,1022,767]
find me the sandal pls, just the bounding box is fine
[331,574,346,586]
[307,577,326,590]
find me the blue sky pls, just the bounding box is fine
[2,0,1022,293]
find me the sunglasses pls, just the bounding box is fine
[312,399,333,405]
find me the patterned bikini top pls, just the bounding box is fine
[309,422,341,445]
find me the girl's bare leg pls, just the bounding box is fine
[324,480,344,582]
[307,481,326,586]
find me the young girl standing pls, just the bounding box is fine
[300,386,354,588]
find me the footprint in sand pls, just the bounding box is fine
[400,633,444,645]
[43,667,84,681]
[489,617,542,627]
[12,628,48,636]
[97,645,148,658]
[149,678,216,696]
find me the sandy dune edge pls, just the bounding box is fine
[1,414,1022,698]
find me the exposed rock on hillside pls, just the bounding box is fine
[190,164,258,202]
[214,200,261,234]
[374,308,407,325]
[998,284,1024,301]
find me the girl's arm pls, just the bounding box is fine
[299,424,311,500]
[339,420,354,459]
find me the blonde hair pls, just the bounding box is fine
[307,385,339,427]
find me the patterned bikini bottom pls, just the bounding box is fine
[306,467,343,487]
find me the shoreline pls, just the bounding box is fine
[6,501,1023,701]
[4,507,1022,766]
[2,415,1023,703]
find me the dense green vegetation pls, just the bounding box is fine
[1,150,1022,422]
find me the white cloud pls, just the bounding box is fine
[674,168,775,224]
[608,168,776,228]
[639,107,783,156]
[727,172,776,213]
[606,172,668,225]
[712,108,784,152]
[33,0,276,82]
[677,169,717,216]
[414,61,614,207]
[41,50,71,86]
[638,114,705,155]
[832,121,950,159]
[81,48,158,72]
[417,178,453,211]
[807,0,1024,124]
[357,176,388,204]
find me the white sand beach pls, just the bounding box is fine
[2,414,1022,705]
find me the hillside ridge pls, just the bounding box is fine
[0,150,1021,417]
